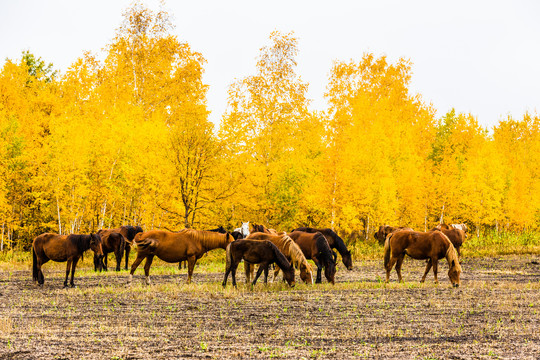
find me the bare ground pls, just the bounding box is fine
[0,255,539,359]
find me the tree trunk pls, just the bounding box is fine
[1,221,4,251]
[56,194,62,235]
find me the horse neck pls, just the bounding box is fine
[200,232,229,250]
[70,235,91,253]
[445,243,460,270]
[271,243,292,271]
[286,238,308,270]
[315,234,333,266]
[328,231,348,255]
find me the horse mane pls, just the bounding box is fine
[182,229,231,249]
[321,229,349,256]
[268,241,293,271]
[280,235,311,272]
[444,240,462,272]
[67,234,92,254]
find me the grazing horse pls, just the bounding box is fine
[234,222,250,238]
[288,231,336,284]
[129,229,234,285]
[292,227,353,270]
[384,230,461,287]
[374,225,414,246]
[222,239,295,287]
[94,231,125,271]
[97,226,143,270]
[246,232,314,284]
[32,233,104,288]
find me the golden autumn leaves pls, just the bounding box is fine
[0,3,538,250]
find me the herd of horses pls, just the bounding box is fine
[31,221,466,289]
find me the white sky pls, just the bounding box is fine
[1,0,539,129]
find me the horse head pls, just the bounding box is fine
[446,247,461,287]
[299,263,314,285]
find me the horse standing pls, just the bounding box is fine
[222,239,295,287]
[234,222,250,238]
[384,230,461,287]
[246,232,313,284]
[179,226,228,269]
[129,229,234,284]
[292,227,353,270]
[96,225,143,270]
[94,231,126,271]
[32,233,104,288]
[288,231,336,284]
[430,227,466,257]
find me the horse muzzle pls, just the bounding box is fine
[453,283,460,288]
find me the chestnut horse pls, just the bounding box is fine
[94,231,125,271]
[96,226,143,270]
[32,233,104,287]
[178,226,230,269]
[288,231,336,284]
[222,239,295,287]
[129,229,234,284]
[374,225,413,246]
[246,232,313,284]
[384,230,461,287]
[292,227,353,270]
[252,224,278,235]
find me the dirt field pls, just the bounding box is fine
[1,255,539,359]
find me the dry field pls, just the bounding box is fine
[0,255,539,359]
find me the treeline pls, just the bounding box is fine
[0,3,539,249]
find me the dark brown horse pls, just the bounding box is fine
[129,229,234,284]
[384,230,461,287]
[374,225,413,246]
[292,227,353,270]
[32,233,104,287]
[288,231,336,284]
[96,226,143,270]
[94,231,126,271]
[252,224,279,235]
[222,239,295,287]
[246,232,313,284]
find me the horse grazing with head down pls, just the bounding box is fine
[374,225,414,246]
[222,239,295,288]
[246,232,313,284]
[288,231,336,284]
[129,229,234,285]
[384,230,461,287]
[292,227,353,270]
[33,233,104,288]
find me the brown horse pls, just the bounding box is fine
[246,232,313,284]
[94,231,126,271]
[32,233,104,288]
[252,224,279,235]
[129,229,234,284]
[292,227,353,270]
[222,239,295,287]
[96,226,143,270]
[429,227,466,257]
[384,230,461,287]
[179,226,229,269]
[288,231,336,284]
[374,225,413,246]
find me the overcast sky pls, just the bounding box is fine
[1,0,539,129]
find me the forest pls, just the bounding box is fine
[0,3,539,250]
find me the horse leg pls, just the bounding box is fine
[385,256,398,283]
[115,249,122,271]
[103,254,108,271]
[70,257,79,288]
[186,255,197,284]
[312,258,322,283]
[395,254,406,283]
[93,254,99,272]
[273,266,281,282]
[64,259,72,288]
[124,244,131,270]
[432,258,439,284]
[244,262,251,284]
[263,265,269,284]
[421,259,433,283]
[252,264,266,287]
[231,260,239,288]
[143,255,155,285]
[37,258,47,286]
[128,253,146,284]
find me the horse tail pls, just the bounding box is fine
[225,243,233,272]
[32,246,38,281]
[383,233,393,269]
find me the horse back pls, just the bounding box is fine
[33,233,71,261]
[391,230,450,260]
